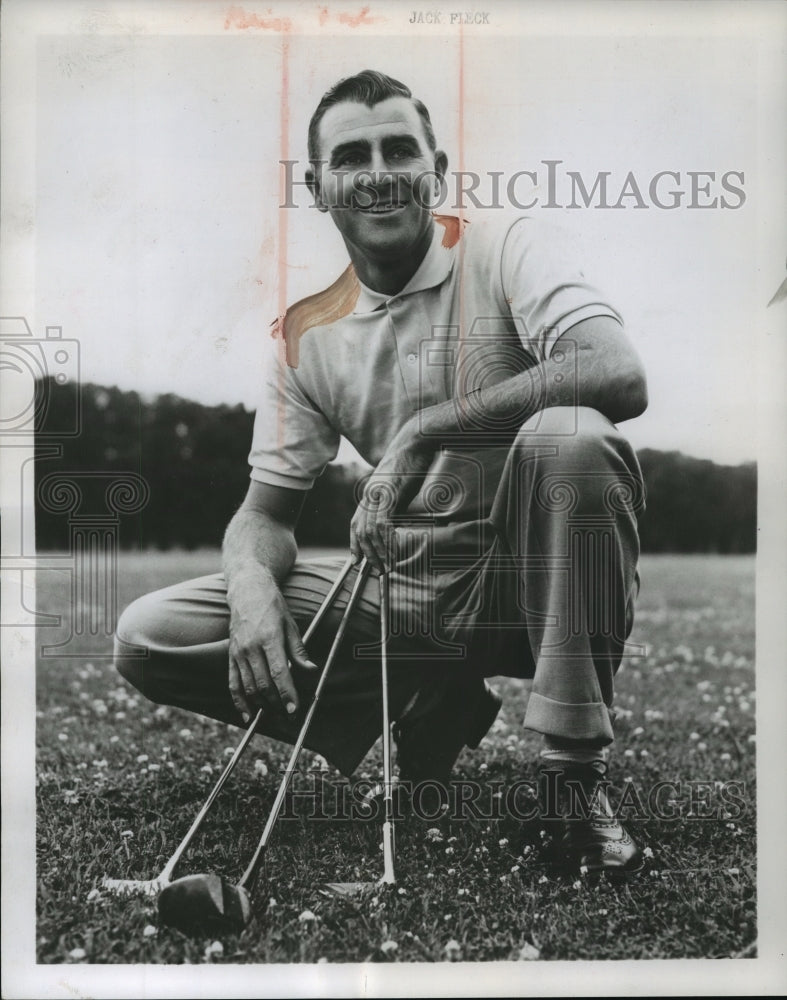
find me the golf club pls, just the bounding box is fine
[103,555,356,899]
[156,558,372,929]
[324,571,396,897]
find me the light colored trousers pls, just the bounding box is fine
[115,407,643,776]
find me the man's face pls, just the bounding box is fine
[309,96,447,261]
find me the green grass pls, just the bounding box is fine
[35,552,756,964]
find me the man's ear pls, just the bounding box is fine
[434,150,448,183]
[306,166,329,213]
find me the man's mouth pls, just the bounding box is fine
[357,203,407,214]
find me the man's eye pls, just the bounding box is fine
[336,153,364,168]
[390,147,414,160]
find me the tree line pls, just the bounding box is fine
[34,380,756,553]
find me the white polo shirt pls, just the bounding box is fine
[249,213,622,520]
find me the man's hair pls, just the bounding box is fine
[307,69,437,162]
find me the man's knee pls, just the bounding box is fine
[114,595,165,700]
[515,406,612,461]
[508,407,643,518]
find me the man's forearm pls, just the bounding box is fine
[222,507,298,604]
[415,320,647,446]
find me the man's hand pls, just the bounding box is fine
[227,571,318,723]
[350,417,435,572]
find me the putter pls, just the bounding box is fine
[103,555,356,899]
[156,558,372,929]
[323,571,396,897]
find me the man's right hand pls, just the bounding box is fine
[227,573,318,723]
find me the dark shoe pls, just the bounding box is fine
[394,679,502,784]
[539,761,643,878]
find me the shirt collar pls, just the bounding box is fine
[353,220,457,314]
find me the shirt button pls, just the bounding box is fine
[406,353,418,365]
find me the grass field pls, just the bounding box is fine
[35,551,756,964]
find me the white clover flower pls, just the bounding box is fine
[143,924,157,937]
[447,868,456,876]
[538,875,548,884]
[720,752,731,761]
[498,838,509,847]
[632,726,644,736]
[690,732,700,741]
[179,728,192,739]
[204,940,224,957]
[444,846,454,856]
[380,939,398,954]
[643,846,654,859]
[136,754,149,763]
[200,764,213,774]
[68,947,86,960]
[114,712,127,720]
[572,879,582,889]
[298,909,317,923]
[697,742,708,751]
[444,939,462,961]
[86,888,100,901]
[425,827,443,843]
[397,887,407,894]
[58,733,68,742]
[517,942,540,961]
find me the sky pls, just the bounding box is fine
[21,3,787,466]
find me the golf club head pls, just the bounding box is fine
[157,873,252,930]
[102,876,167,897]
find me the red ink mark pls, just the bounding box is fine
[337,6,383,26]
[270,265,361,368]
[317,5,383,27]
[433,213,469,249]
[224,5,291,31]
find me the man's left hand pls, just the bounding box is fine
[350,418,435,572]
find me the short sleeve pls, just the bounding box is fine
[248,337,340,490]
[500,217,623,360]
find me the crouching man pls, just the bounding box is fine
[116,70,648,877]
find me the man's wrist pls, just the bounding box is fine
[226,561,278,602]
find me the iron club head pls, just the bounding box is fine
[157,873,252,930]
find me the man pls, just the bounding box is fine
[116,70,648,876]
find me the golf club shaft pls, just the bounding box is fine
[238,558,372,889]
[157,556,356,883]
[380,572,396,884]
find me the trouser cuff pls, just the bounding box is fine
[524,692,615,745]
